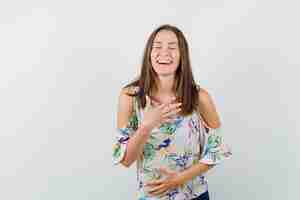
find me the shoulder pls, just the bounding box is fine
[195,84,221,129]
[122,85,140,96]
[118,85,139,106]
[118,85,141,110]
[117,86,140,128]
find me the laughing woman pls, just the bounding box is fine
[112,24,232,200]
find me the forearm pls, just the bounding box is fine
[121,125,151,167]
[175,163,214,186]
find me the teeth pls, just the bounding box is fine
[159,62,170,64]
[157,60,172,64]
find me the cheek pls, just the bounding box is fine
[150,51,158,63]
[151,51,157,58]
[172,52,180,63]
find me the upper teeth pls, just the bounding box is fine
[157,60,171,64]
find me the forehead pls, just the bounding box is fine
[153,30,178,44]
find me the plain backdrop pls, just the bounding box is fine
[0,1,299,200]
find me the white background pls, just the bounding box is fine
[0,1,299,200]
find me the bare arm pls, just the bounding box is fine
[182,90,232,182]
[175,88,220,184]
[145,89,231,195]
[117,88,151,168]
[116,88,182,168]
[198,88,221,129]
[174,163,214,186]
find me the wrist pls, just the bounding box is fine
[173,173,187,187]
[139,123,152,135]
[140,121,154,130]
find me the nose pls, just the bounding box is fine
[158,47,171,56]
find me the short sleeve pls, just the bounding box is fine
[199,126,232,165]
[112,87,140,165]
[112,110,139,165]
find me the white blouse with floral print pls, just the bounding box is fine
[112,86,232,200]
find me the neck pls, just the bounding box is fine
[154,74,175,96]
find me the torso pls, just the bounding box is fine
[129,86,210,200]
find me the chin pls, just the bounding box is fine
[153,67,173,74]
[153,66,178,76]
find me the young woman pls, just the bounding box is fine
[112,24,232,200]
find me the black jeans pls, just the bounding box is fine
[190,191,210,200]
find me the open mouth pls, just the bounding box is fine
[156,59,173,65]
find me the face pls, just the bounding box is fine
[150,30,180,77]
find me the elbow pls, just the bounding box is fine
[206,121,221,129]
[210,123,221,129]
[117,148,138,168]
[121,161,130,168]
[120,158,133,168]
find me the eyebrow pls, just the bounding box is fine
[153,41,178,45]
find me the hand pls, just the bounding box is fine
[141,95,182,130]
[144,167,182,197]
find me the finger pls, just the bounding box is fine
[166,96,177,105]
[147,187,167,198]
[162,118,175,124]
[150,187,167,196]
[147,191,166,198]
[162,102,182,113]
[163,108,181,118]
[157,103,168,111]
[151,99,161,107]
[170,102,182,110]
[145,179,164,187]
[148,184,166,194]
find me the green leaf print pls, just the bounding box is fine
[159,116,183,135]
[207,134,222,148]
[159,123,176,135]
[128,113,138,131]
[148,134,160,144]
[143,143,156,161]
[113,144,121,158]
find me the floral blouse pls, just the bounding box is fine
[112,86,232,200]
